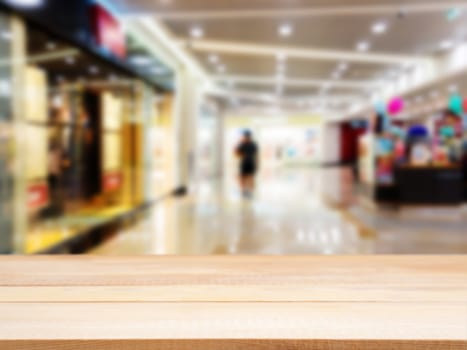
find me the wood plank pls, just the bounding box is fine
[0,256,466,349]
[0,256,466,302]
[1,302,466,340]
[2,340,467,350]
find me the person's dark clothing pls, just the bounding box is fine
[237,141,258,176]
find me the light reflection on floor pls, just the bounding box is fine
[91,167,467,255]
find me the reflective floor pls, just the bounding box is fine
[91,167,467,255]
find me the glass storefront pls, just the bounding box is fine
[0,12,14,253]
[0,9,172,253]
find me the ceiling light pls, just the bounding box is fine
[372,21,388,35]
[208,54,219,64]
[439,40,454,51]
[1,31,12,41]
[356,41,370,52]
[190,26,204,39]
[278,23,293,38]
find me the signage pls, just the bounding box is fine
[90,3,126,59]
[103,172,122,192]
[27,183,49,210]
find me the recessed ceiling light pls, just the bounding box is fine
[190,26,204,39]
[208,54,219,64]
[372,21,388,35]
[278,23,293,37]
[356,41,370,52]
[439,40,454,50]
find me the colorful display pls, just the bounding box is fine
[364,98,466,186]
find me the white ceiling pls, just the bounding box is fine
[114,0,467,112]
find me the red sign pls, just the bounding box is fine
[103,172,123,192]
[90,4,126,59]
[28,183,49,210]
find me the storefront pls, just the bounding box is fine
[357,89,467,207]
[0,1,174,253]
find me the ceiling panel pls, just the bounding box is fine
[193,52,391,79]
[169,11,467,55]
[113,0,467,105]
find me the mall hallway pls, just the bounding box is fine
[91,167,467,255]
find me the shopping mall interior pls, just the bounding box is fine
[0,0,466,256]
[1,1,467,349]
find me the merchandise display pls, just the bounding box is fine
[358,93,466,205]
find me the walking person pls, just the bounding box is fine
[235,130,259,198]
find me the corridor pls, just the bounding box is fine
[92,167,467,255]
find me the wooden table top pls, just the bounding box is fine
[0,256,466,350]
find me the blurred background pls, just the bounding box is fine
[0,0,465,255]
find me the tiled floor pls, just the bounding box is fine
[91,167,467,255]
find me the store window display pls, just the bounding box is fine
[13,23,159,253]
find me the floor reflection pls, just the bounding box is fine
[91,167,467,255]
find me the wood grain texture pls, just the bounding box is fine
[0,256,466,349]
